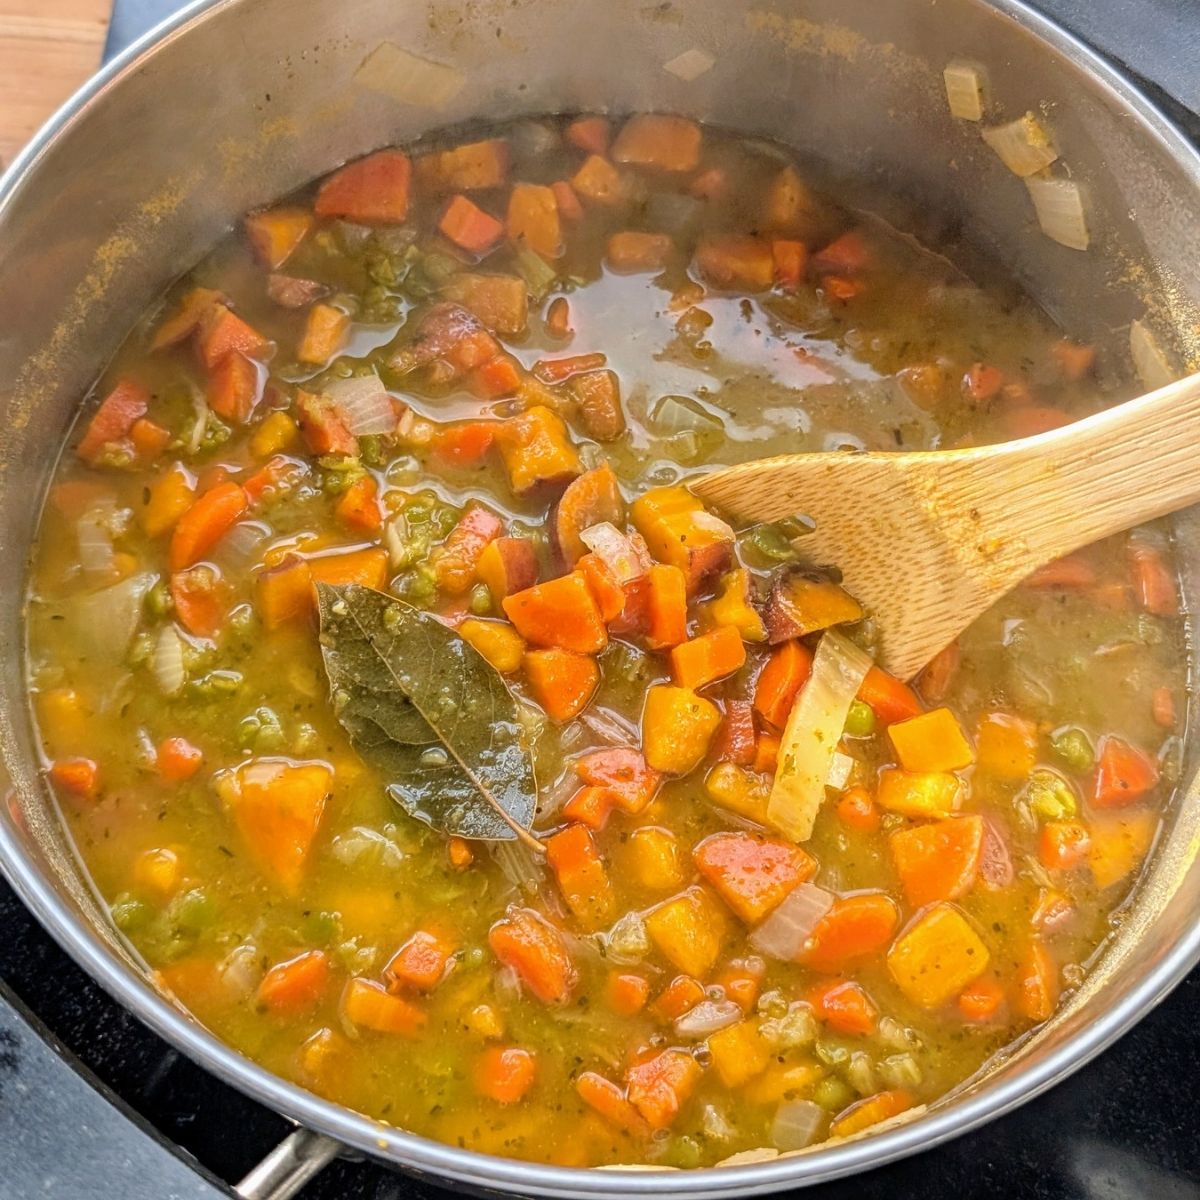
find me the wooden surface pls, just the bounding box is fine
[694,370,1200,679]
[0,0,112,166]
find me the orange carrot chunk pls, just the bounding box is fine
[503,573,608,653]
[197,306,272,371]
[49,758,100,801]
[889,815,984,906]
[169,482,248,571]
[645,564,689,650]
[566,115,611,155]
[257,950,330,1014]
[829,1089,915,1139]
[546,823,615,930]
[77,379,151,465]
[574,748,662,813]
[243,206,314,270]
[1014,940,1060,1022]
[315,150,412,223]
[624,1048,702,1130]
[1128,540,1178,616]
[1092,736,1159,808]
[524,648,600,723]
[799,893,900,973]
[341,978,426,1036]
[384,930,456,992]
[670,625,747,690]
[808,979,878,1036]
[693,831,816,923]
[433,503,504,596]
[474,1046,537,1104]
[334,475,383,533]
[1038,820,1091,870]
[488,907,577,1004]
[170,565,228,638]
[753,640,813,730]
[439,194,505,255]
[576,1071,647,1134]
[857,665,923,725]
[207,352,263,424]
[156,737,204,783]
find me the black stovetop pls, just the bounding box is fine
[3,1,1200,1196]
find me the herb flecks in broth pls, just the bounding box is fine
[27,113,1182,1168]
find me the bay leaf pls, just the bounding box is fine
[315,582,540,847]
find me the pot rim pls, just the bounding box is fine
[3,0,1200,1194]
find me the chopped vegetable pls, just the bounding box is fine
[694,831,816,923]
[641,685,721,775]
[886,903,989,1008]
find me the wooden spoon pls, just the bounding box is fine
[691,372,1199,681]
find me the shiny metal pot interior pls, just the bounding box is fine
[1,0,1198,1194]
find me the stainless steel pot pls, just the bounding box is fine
[1,0,1198,1195]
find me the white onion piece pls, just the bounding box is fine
[326,374,397,435]
[187,391,209,455]
[750,882,834,961]
[579,522,650,585]
[68,572,155,665]
[767,632,873,841]
[152,624,187,696]
[1130,318,1177,391]
[692,510,737,541]
[1025,175,1089,250]
[76,510,115,577]
[579,709,638,744]
[943,60,986,121]
[330,825,404,869]
[827,750,856,792]
[492,840,544,895]
[772,1099,828,1151]
[674,999,742,1039]
[218,943,262,998]
[216,520,270,570]
[981,112,1057,177]
[604,911,650,963]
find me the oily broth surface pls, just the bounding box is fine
[25,116,1184,1167]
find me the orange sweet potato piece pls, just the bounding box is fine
[607,230,673,272]
[642,686,721,776]
[570,154,629,206]
[695,235,775,292]
[506,182,562,259]
[414,139,508,191]
[670,625,747,690]
[693,831,816,923]
[552,463,626,566]
[433,503,504,595]
[612,114,702,172]
[243,206,314,270]
[523,648,600,722]
[496,406,582,496]
[566,116,610,155]
[197,305,272,371]
[77,379,150,464]
[476,537,539,602]
[488,906,577,1004]
[629,486,734,591]
[577,553,626,622]
[384,930,456,992]
[503,573,607,653]
[625,1048,702,1130]
[546,823,615,929]
[298,303,350,365]
[315,150,412,223]
[257,950,330,1014]
[440,273,529,336]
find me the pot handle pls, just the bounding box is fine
[235,1127,342,1200]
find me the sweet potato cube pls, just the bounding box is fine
[506,182,562,259]
[384,930,455,992]
[876,768,962,819]
[570,154,629,205]
[459,618,526,674]
[693,831,816,923]
[630,486,734,591]
[315,149,411,223]
[707,1020,772,1088]
[762,164,820,232]
[440,273,529,336]
[670,625,747,690]
[645,886,726,978]
[695,235,775,292]
[887,903,989,1008]
[888,707,975,773]
[642,685,721,775]
[496,406,582,496]
[476,537,539,602]
[607,231,673,273]
[975,712,1038,780]
[612,114,702,172]
[523,648,599,722]
[298,303,350,365]
[553,462,626,566]
[546,824,615,930]
[243,206,314,269]
[625,1049,702,1130]
[503,572,608,654]
[414,138,509,191]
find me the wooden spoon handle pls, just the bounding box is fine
[986,370,1200,565]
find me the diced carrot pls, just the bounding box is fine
[693,831,815,923]
[715,699,757,766]
[886,902,990,1008]
[713,959,765,1013]
[1128,540,1177,616]
[570,369,626,442]
[612,114,702,172]
[645,564,689,650]
[448,836,474,869]
[488,907,576,1004]
[578,553,625,623]
[257,950,329,1014]
[341,978,426,1035]
[171,565,228,638]
[206,353,263,425]
[625,1048,701,1130]
[1032,887,1074,932]
[876,768,961,819]
[496,405,582,496]
[315,149,412,223]
[243,455,306,506]
[889,815,984,906]
[630,486,734,591]
[605,970,651,1016]
[670,625,747,690]
[523,648,600,723]
[829,1089,915,1139]
[169,482,248,571]
[958,974,1006,1023]
[1152,686,1176,730]
[1050,338,1096,381]
[835,785,880,833]
[470,354,523,399]
[150,286,226,352]
[298,303,350,365]
[550,179,584,222]
[243,206,314,269]
[1024,552,1097,588]
[546,823,615,930]
[215,759,332,893]
[857,666,923,724]
[975,712,1038,779]
[562,785,620,831]
[695,235,774,292]
[822,274,862,300]
[962,362,1004,405]
[197,306,272,371]
[434,421,497,467]
[141,464,196,537]
[753,732,780,774]
[295,390,358,457]
[459,618,525,674]
[384,930,455,992]
[77,378,150,464]
[1093,735,1159,808]
[811,229,871,275]
[888,707,975,773]
[1038,820,1091,870]
[438,194,504,255]
[576,1071,647,1134]
[574,748,661,814]
[334,475,382,533]
[1014,941,1059,1022]
[642,686,721,776]
[570,154,628,206]
[129,418,170,461]
[476,537,538,603]
[49,757,99,801]
[707,1020,772,1087]
[474,1046,536,1104]
[566,115,610,155]
[504,573,607,654]
[414,139,508,192]
[156,737,204,783]
[800,893,900,973]
[651,975,705,1020]
[256,555,314,629]
[306,546,389,591]
[644,886,726,978]
[753,640,813,730]
[808,979,877,1036]
[771,239,808,290]
[433,504,503,596]
[506,182,562,259]
[607,230,673,273]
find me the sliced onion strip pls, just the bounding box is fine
[750,882,834,961]
[326,374,398,435]
[981,112,1057,177]
[1025,174,1089,251]
[943,60,986,121]
[579,522,650,585]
